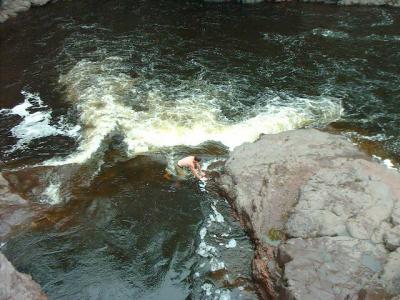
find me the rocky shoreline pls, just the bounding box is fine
[0,252,47,300]
[1,129,399,298]
[216,129,400,299]
[205,0,400,7]
[0,0,52,23]
[1,0,400,24]
[0,170,51,297]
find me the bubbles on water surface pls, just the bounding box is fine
[192,196,256,299]
[39,54,344,168]
[0,91,80,153]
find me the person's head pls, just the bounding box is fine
[194,156,202,163]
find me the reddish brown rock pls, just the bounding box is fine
[0,172,45,241]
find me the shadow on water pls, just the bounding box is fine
[4,156,202,299]
[3,152,256,299]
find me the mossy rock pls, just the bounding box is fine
[268,228,285,241]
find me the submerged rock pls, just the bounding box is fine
[0,172,47,240]
[0,252,47,299]
[0,173,32,240]
[218,129,400,299]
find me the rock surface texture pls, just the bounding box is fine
[0,252,48,300]
[0,0,52,23]
[0,173,45,241]
[218,129,400,299]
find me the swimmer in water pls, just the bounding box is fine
[176,156,207,181]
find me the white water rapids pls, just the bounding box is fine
[36,57,343,166]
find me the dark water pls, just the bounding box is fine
[3,156,255,299]
[1,0,400,299]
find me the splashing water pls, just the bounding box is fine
[0,91,80,152]
[43,57,342,166]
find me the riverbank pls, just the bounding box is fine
[1,0,400,24]
[0,0,52,23]
[216,129,400,299]
[206,0,400,7]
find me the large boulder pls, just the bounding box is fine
[286,158,400,242]
[278,237,388,299]
[218,129,400,299]
[0,252,47,300]
[219,129,366,244]
[0,0,52,23]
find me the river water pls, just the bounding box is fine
[0,1,399,299]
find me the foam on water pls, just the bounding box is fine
[311,28,350,39]
[42,181,63,205]
[200,227,207,240]
[194,200,251,298]
[372,155,397,171]
[371,10,394,27]
[211,204,225,223]
[219,291,231,300]
[1,91,80,151]
[44,59,139,165]
[47,58,342,166]
[383,159,395,169]
[202,283,213,296]
[210,258,225,272]
[362,34,400,42]
[354,133,391,142]
[197,241,217,258]
[225,239,237,249]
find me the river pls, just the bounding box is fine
[0,1,399,299]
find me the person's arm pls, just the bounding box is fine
[195,162,206,177]
[189,165,202,180]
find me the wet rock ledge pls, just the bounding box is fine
[0,252,47,300]
[217,129,400,299]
